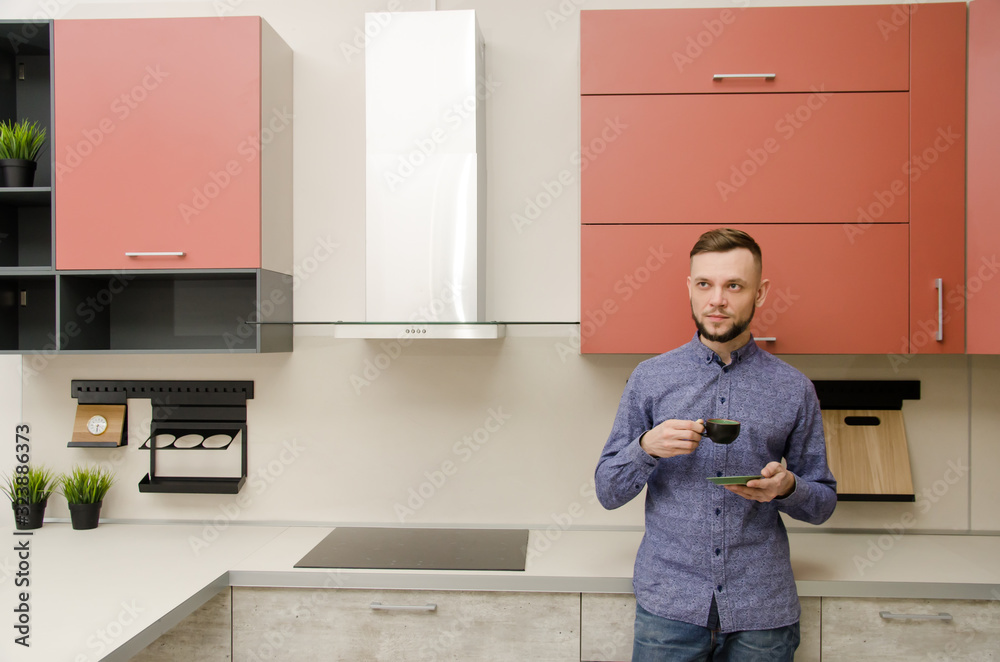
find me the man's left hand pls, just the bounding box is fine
[724,462,795,502]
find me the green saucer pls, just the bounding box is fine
[706,475,762,486]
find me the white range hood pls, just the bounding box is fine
[354,9,502,340]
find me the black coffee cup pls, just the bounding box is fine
[704,419,740,444]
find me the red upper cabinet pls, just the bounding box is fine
[968,0,1000,354]
[581,224,909,355]
[54,17,264,270]
[581,5,910,95]
[908,2,967,354]
[581,92,909,225]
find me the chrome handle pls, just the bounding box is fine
[713,73,776,80]
[125,252,186,257]
[755,337,777,342]
[934,278,943,341]
[879,611,953,621]
[369,602,437,612]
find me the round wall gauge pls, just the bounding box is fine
[87,415,108,436]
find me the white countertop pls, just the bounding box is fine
[2,524,998,661]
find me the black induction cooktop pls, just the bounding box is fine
[294,527,529,571]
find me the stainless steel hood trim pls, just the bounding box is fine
[333,323,505,340]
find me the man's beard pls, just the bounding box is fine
[692,305,756,344]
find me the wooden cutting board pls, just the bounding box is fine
[821,409,914,498]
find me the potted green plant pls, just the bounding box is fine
[0,119,47,187]
[1,465,57,530]
[60,465,115,530]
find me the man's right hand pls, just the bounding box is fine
[639,418,705,458]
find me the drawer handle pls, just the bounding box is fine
[125,252,186,257]
[713,73,776,81]
[369,602,437,612]
[934,278,944,342]
[879,611,953,621]
[755,337,777,342]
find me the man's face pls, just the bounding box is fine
[687,248,767,344]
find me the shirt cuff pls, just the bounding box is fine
[775,472,805,506]
[628,434,659,466]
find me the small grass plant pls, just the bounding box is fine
[60,464,116,505]
[0,119,46,161]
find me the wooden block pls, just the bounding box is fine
[71,404,126,447]
[822,410,914,497]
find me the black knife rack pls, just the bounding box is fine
[71,380,253,494]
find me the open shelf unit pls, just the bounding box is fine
[0,21,53,271]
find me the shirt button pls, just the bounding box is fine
[720,397,725,403]
[715,508,721,516]
[715,548,721,556]
[717,585,723,592]
[717,471,723,477]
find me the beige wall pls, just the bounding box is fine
[1,0,991,534]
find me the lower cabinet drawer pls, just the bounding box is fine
[822,597,1000,661]
[580,595,820,662]
[233,587,580,661]
[582,593,635,661]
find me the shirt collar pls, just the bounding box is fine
[686,332,760,367]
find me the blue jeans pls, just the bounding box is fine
[632,602,800,662]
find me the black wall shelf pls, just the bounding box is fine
[70,379,253,494]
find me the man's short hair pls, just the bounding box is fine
[690,228,762,274]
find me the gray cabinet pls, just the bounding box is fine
[822,597,1000,661]
[233,587,580,661]
[130,589,232,661]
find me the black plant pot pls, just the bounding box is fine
[12,500,47,530]
[68,501,102,530]
[0,158,37,187]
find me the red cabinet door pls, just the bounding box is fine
[581,93,909,225]
[581,224,909,355]
[907,2,966,354]
[54,17,262,270]
[581,5,910,95]
[967,0,1000,354]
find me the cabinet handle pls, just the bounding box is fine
[755,337,777,342]
[713,73,776,80]
[934,278,944,341]
[125,252,186,257]
[369,602,437,612]
[879,611,953,621]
